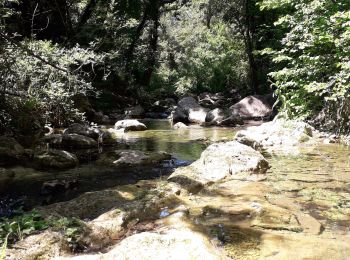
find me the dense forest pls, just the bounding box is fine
[1,0,350,259]
[1,0,349,137]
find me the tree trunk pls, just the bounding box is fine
[125,6,149,72]
[244,0,259,94]
[142,0,160,87]
[75,0,99,34]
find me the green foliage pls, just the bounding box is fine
[150,0,249,94]
[50,217,87,251]
[0,210,87,252]
[0,210,49,245]
[260,0,350,119]
[0,38,102,129]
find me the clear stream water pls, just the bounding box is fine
[1,119,350,234]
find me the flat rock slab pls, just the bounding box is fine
[169,141,269,192]
[62,229,223,260]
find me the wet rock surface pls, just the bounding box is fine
[63,123,100,140]
[96,150,171,167]
[168,141,269,192]
[5,120,350,260]
[176,96,209,124]
[62,134,97,149]
[114,119,147,132]
[33,149,79,170]
[230,94,275,120]
[235,119,316,154]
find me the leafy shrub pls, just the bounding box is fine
[0,210,49,245]
[0,37,102,131]
[260,0,350,119]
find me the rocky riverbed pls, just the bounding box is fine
[3,119,350,259]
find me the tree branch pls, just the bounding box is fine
[0,32,68,73]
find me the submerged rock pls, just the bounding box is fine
[114,120,147,132]
[33,150,79,170]
[97,150,171,167]
[168,141,269,192]
[41,179,78,195]
[0,136,25,166]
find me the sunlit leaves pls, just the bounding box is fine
[260,0,350,118]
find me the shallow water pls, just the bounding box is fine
[1,120,350,236]
[266,144,350,233]
[0,120,237,211]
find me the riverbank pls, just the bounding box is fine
[4,119,350,259]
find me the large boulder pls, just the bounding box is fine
[125,105,145,118]
[41,134,63,148]
[198,92,226,108]
[114,120,147,132]
[230,94,275,120]
[205,108,226,123]
[205,108,243,127]
[168,141,269,192]
[63,123,100,140]
[176,97,209,124]
[151,99,177,114]
[234,119,315,153]
[171,107,189,124]
[62,134,97,149]
[33,150,79,170]
[0,136,25,166]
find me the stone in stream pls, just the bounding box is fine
[33,149,79,170]
[168,141,269,193]
[41,134,63,147]
[177,96,209,124]
[114,119,147,132]
[235,119,315,154]
[205,108,243,126]
[62,134,97,149]
[64,123,101,140]
[173,122,188,129]
[96,150,171,167]
[229,94,275,120]
[40,179,78,195]
[0,136,25,166]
